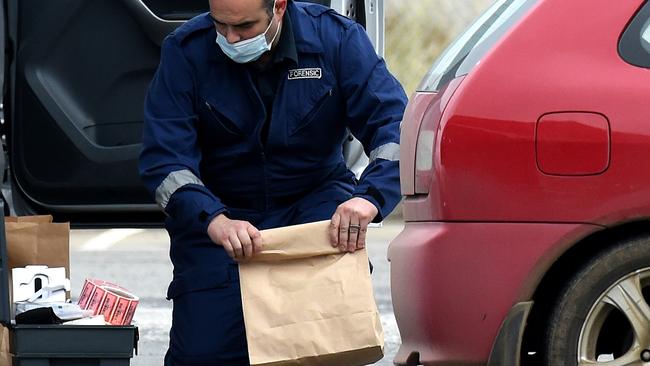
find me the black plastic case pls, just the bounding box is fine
[0,203,138,365]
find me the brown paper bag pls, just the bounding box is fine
[4,215,70,276]
[239,220,384,366]
[0,325,11,366]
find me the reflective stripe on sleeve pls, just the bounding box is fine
[369,142,400,162]
[155,169,205,209]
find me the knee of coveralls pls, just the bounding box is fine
[163,205,296,366]
[165,264,249,366]
[164,212,248,365]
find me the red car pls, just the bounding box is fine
[389,0,650,365]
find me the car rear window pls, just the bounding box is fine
[417,0,538,92]
[619,2,650,68]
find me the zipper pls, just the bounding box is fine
[204,101,243,136]
[243,69,270,210]
[292,89,333,135]
[260,151,269,210]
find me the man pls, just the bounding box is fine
[139,0,407,364]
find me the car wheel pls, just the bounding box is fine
[545,236,650,365]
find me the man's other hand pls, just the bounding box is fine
[329,197,378,253]
[207,214,263,261]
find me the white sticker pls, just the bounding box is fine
[288,68,322,80]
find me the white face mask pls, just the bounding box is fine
[215,5,282,64]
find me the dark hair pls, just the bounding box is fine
[263,0,275,17]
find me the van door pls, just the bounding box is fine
[1,0,383,226]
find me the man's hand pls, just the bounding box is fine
[207,214,263,261]
[329,197,379,253]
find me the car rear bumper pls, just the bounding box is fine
[388,221,590,365]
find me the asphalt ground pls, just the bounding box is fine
[69,220,405,366]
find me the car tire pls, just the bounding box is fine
[544,235,650,365]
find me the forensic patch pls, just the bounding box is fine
[288,68,322,80]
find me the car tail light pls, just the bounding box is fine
[400,93,436,196]
[401,77,464,195]
[413,106,439,194]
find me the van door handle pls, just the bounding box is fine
[120,0,185,46]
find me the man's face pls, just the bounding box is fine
[209,0,286,44]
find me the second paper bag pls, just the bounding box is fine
[239,220,384,366]
[4,215,70,275]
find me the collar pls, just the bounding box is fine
[269,10,298,66]
[287,0,324,54]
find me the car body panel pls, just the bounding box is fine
[401,0,650,224]
[391,0,650,364]
[435,0,649,224]
[389,221,599,365]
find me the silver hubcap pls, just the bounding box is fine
[578,268,650,365]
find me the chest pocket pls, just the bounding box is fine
[198,100,247,146]
[288,84,342,139]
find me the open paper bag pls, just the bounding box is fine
[4,215,70,277]
[239,220,384,366]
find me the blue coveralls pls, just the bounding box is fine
[139,1,407,365]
